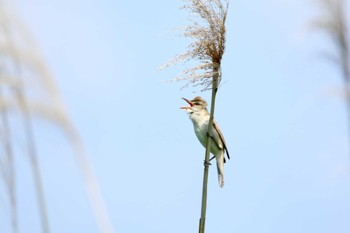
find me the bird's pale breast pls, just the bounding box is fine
[190,111,221,155]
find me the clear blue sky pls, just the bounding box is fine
[1,0,349,232]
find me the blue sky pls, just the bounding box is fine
[1,0,349,232]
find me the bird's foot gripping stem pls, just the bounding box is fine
[203,160,211,166]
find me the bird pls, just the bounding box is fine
[180,96,230,188]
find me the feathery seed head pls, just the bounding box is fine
[161,0,229,91]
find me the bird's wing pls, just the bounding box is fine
[209,124,223,150]
[213,119,230,160]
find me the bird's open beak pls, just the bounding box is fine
[180,97,193,110]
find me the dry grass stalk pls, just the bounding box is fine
[0,1,115,233]
[161,0,229,91]
[312,0,349,80]
[162,1,230,233]
[0,87,18,233]
[0,2,51,232]
[312,0,350,154]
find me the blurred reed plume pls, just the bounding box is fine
[0,1,115,233]
[162,1,229,232]
[161,0,229,91]
[312,0,350,157]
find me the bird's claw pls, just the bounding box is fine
[204,160,211,166]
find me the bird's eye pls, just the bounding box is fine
[194,102,199,105]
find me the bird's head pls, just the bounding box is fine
[180,96,208,114]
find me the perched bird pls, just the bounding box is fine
[181,96,230,188]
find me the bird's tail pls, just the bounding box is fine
[215,151,225,188]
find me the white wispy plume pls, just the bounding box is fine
[161,0,229,91]
[0,1,115,233]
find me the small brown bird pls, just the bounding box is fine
[181,96,230,187]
